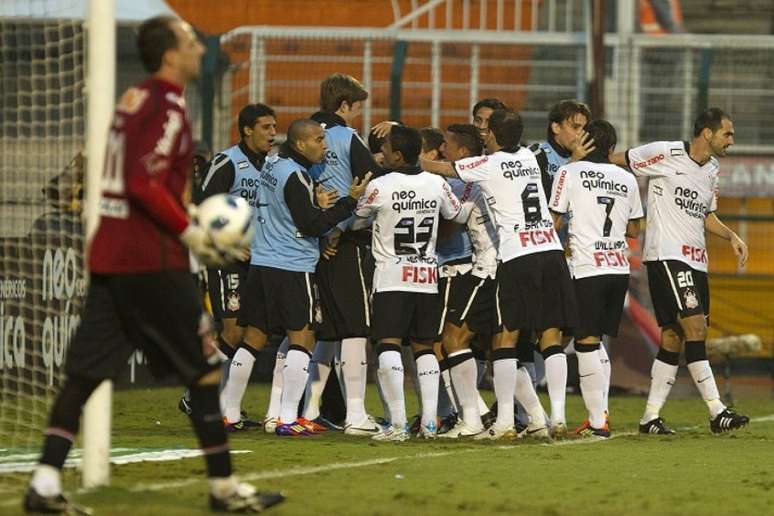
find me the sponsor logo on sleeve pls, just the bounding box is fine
[631,153,665,170]
[552,169,567,206]
[457,156,488,170]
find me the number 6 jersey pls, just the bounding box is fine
[453,147,562,263]
[549,161,643,278]
[355,167,469,293]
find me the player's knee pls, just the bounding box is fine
[220,319,244,346]
[680,315,707,341]
[538,328,562,349]
[660,326,683,352]
[243,326,268,350]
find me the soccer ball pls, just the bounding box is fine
[196,194,254,252]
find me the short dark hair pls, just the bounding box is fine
[446,124,484,157]
[320,73,369,113]
[693,107,730,136]
[368,128,386,154]
[489,109,523,150]
[419,127,444,153]
[238,103,276,138]
[547,99,591,140]
[388,125,422,165]
[137,16,179,73]
[287,119,321,147]
[472,97,507,118]
[584,119,617,163]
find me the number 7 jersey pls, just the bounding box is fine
[355,170,465,293]
[549,161,643,278]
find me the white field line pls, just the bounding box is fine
[1,413,771,508]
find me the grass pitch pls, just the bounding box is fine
[2,385,773,515]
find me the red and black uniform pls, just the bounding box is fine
[67,77,213,384]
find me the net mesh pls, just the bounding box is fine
[0,1,86,452]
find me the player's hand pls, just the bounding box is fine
[730,233,749,268]
[321,228,343,259]
[315,184,339,208]
[570,130,595,162]
[349,172,373,200]
[180,223,227,267]
[371,121,398,139]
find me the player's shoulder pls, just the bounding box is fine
[528,142,543,155]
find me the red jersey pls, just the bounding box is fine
[89,77,192,273]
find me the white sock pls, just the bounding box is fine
[378,350,406,427]
[265,339,288,421]
[449,351,481,428]
[375,371,391,423]
[221,346,256,423]
[31,464,61,497]
[301,341,336,421]
[477,392,490,416]
[641,359,678,424]
[515,366,545,426]
[492,357,517,427]
[576,348,606,428]
[341,337,368,424]
[522,361,537,387]
[544,351,567,425]
[416,353,440,429]
[209,475,238,498]
[334,341,345,399]
[279,347,311,424]
[687,360,726,418]
[599,343,611,413]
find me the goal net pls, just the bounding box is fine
[0,1,87,455]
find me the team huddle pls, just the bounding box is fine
[193,71,751,443]
[22,16,751,515]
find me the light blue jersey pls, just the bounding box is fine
[251,155,319,273]
[219,144,261,207]
[436,178,473,265]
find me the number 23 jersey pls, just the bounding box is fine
[355,170,464,293]
[453,148,562,263]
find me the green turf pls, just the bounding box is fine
[2,385,773,515]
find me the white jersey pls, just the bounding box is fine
[355,170,465,293]
[549,161,643,279]
[626,141,718,272]
[467,186,499,279]
[454,148,562,263]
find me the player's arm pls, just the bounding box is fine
[530,143,554,197]
[125,107,190,236]
[439,180,472,224]
[350,134,387,178]
[705,212,748,267]
[626,219,642,238]
[419,157,457,178]
[548,167,570,230]
[199,154,236,201]
[612,141,669,176]
[285,170,357,237]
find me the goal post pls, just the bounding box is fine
[81,0,115,489]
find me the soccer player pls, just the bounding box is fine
[472,98,507,141]
[354,125,471,441]
[435,124,500,438]
[549,120,643,438]
[237,118,371,436]
[23,16,283,514]
[301,74,384,435]
[421,109,577,440]
[611,108,750,434]
[197,103,277,431]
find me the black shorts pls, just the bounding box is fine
[207,261,249,320]
[439,273,498,336]
[646,260,709,327]
[573,274,629,339]
[238,265,320,335]
[371,291,441,344]
[65,272,215,386]
[316,239,374,340]
[496,250,578,332]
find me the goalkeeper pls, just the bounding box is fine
[24,16,283,514]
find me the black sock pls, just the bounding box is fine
[217,336,236,360]
[189,384,232,478]
[40,376,101,469]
